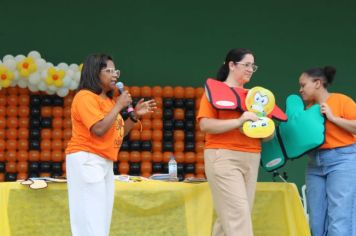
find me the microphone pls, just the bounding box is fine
[116,82,138,122]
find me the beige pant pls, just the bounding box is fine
[204,149,260,236]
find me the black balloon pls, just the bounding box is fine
[152,163,163,173]
[40,117,52,128]
[163,98,174,108]
[29,140,40,150]
[163,120,174,130]
[174,98,184,108]
[0,162,5,173]
[53,96,64,106]
[141,141,152,151]
[28,162,40,172]
[5,173,17,182]
[174,120,184,130]
[184,163,195,173]
[130,141,141,151]
[40,161,51,172]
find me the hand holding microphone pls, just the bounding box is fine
[116,82,138,122]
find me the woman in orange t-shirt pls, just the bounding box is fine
[197,48,262,236]
[299,66,356,236]
[65,54,156,236]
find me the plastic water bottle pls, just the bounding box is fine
[168,155,178,181]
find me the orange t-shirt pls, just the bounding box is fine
[321,93,356,149]
[65,90,125,161]
[197,92,261,153]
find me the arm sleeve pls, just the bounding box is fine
[342,96,356,120]
[196,93,217,121]
[74,94,105,131]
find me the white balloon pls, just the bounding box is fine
[58,62,68,70]
[36,58,46,71]
[17,79,28,88]
[69,63,78,71]
[15,55,26,62]
[69,80,79,90]
[28,51,41,60]
[48,85,57,92]
[47,90,56,95]
[62,76,71,88]
[41,70,48,79]
[29,73,41,85]
[28,84,39,92]
[3,59,16,70]
[38,81,48,91]
[57,88,69,97]
[10,79,17,86]
[3,55,14,61]
[46,62,53,68]
[66,69,74,78]
[75,71,81,81]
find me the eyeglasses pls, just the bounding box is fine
[235,62,258,72]
[102,68,120,77]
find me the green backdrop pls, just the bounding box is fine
[1,0,356,190]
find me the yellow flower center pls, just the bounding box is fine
[22,62,29,69]
[53,75,59,80]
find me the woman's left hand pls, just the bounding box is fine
[135,98,157,117]
[320,103,336,122]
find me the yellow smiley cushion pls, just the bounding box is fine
[243,87,276,138]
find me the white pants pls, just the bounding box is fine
[66,151,115,236]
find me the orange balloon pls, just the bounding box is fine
[0,106,5,117]
[28,150,40,161]
[196,152,204,163]
[152,141,162,152]
[6,105,18,117]
[52,150,64,162]
[162,86,174,98]
[6,128,18,139]
[174,108,184,120]
[18,87,29,95]
[18,128,29,139]
[18,94,30,105]
[6,150,17,162]
[195,163,205,174]
[6,95,19,106]
[140,130,152,141]
[154,97,162,108]
[129,151,141,162]
[184,173,195,179]
[174,141,184,152]
[41,139,52,151]
[18,106,30,117]
[195,87,204,98]
[52,139,63,151]
[17,161,29,173]
[195,98,201,110]
[195,173,206,179]
[174,86,185,99]
[0,95,6,106]
[41,106,52,117]
[63,128,72,140]
[184,87,195,98]
[141,119,152,130]
[174,130,184,141]
[40,173,51,178]
[152,108,162,119]
[52,107,63,118]
[5,161,17,173]
[6,117,18,128]
[152,86,162,97]
[17,150,29,162]
[41,129,52,139]
[163,152,173,163]
[64,95,74,107]
[62,162,66,172]
[129,130,141,141]
[195,141,205,153]
[52,118,63,129]
[184,152,196,163]
[141,86,152,97]
[7,87,18,95]
[152,119,163,131]
[152,130,162,141]
[130,86,141,97]
[141,172,151,178]
[40,150,52,161]
[141,151,152,162]
[63,107,71,118]
[6,139,17,151]
[0,173,5,181]
[141,161,152,173]
[0,129,4,139]
[118,151,130,162]
[141,111,152,120]
[18,139,28,150]
[195,131,205,142]
[18,118,28,128]
[152,152,163,162]
[63,118,72,129]
[17,172,28,180]
[0,117,5,129]
[0,151,5,162]
[174,152,185,163]
[52,129,63,140]
[119,162,129,175]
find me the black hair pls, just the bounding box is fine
[78,53,114,98]
[304,66,336,88]
[216,48,254,82]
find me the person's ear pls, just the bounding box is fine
[228,61,235,71]
[314,79,322,89]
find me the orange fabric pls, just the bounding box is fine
[197,92,261,153]
[65,90,124,161]
[321,93,356,149]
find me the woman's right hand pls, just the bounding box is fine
[240,111,259,123]
[116,90,132,109]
